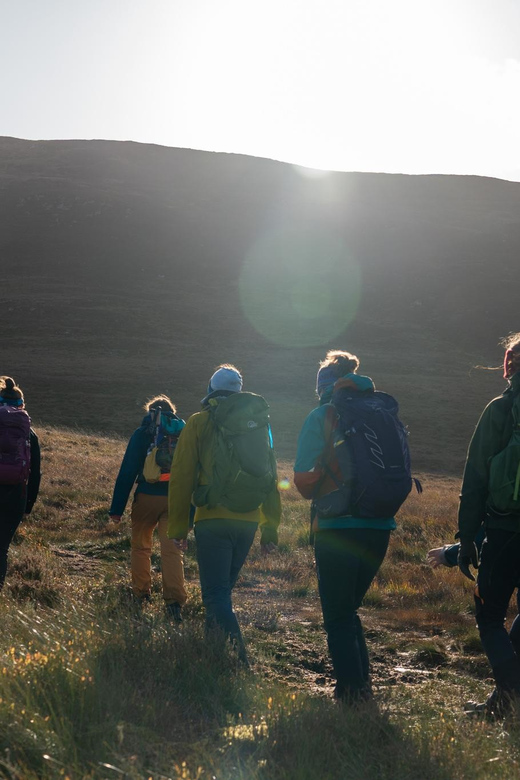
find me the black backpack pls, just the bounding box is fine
[313,387,421,519]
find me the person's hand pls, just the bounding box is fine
[458,538,479,581]
[261,542,277,556]
[173,538,188,551]
[109,514,122,524]
[427,547,448,568]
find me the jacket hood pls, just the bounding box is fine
[139,410,174,429]
[201,388,238,408]
[139,413,154,430]
[509,372,520,393]
[319,373,375,405]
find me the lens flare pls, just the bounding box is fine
[239,226,361,347]
[278,478,291,491]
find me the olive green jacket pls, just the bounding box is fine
[457,372,520,540]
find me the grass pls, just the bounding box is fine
[3,428,520,778]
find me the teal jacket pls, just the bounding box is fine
[294,374,396,532]
[458,372,520,540]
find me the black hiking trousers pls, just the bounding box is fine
[315,527,390,700]
[0,485,27,589]
[475,527,520,693]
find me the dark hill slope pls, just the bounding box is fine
[1,136,518,472]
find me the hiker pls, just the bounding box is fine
[0,377,41,590]
[109,395,187,620]
[294,350,415,704]
[456,333,520,717]
[427,528,485,569]
[427,533,520,690]
[168,365,281,664]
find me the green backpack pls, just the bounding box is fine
[193,392,277,513]
[488,393,520,514]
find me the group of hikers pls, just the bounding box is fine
[2,332,520,720]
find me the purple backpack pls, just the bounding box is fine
[0,405,31,485]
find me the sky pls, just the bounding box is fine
[1,0,520,180]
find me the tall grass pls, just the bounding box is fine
[2,430,520,778]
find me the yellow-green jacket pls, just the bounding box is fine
[167,404,281,543]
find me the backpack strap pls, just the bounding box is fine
[310,405,339,498]
[309,406,343,544]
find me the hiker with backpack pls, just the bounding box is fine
[427,530,520,717]
[109,395,187,620]
[456,333,520,718]
[294,351,416,704]
[0,377,41,590]
[168,365,281,664]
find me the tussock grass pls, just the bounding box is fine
[2,433,520,778]
[4,544,68,607]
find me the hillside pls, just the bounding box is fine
[1,136,519,471]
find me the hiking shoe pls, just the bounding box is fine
[464,688,511,721]
[126,592,151,615]
[334,684,374,706]
[132,592,151,607]
[166,602,183,622]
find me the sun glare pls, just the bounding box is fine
[293,164,334,179]
[3,0,520,179]
[239,225,361,348]
[161,0,514,177]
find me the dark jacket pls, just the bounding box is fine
[458,372,520,540]
[109,415,169,517]
[26,429,41,513]
[443,527,486,567]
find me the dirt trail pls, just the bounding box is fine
[52,546,102,576]
[236,573,448,698]
[50,543,459,699]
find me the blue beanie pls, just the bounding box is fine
[316,365,338,395]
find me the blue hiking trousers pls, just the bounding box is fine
[194,518,258,660]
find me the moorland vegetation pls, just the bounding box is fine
[2,427,520,779]
[3,136,520,777]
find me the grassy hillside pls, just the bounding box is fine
[2,428,520,779]
[1,137,519,474]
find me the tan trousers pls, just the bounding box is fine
[131,492,187,606]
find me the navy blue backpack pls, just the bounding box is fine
[313,388,421,520]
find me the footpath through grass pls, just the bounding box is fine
[2,428,520,779]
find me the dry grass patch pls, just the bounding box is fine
[3,429,520,778]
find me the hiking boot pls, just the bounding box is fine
[128,592,151,611]
[231,636,250,668]
[237,649,251,669]
[464,688,514,721]
[124,593,152,618]
[334,684,374,706]
[166,602,183,622]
